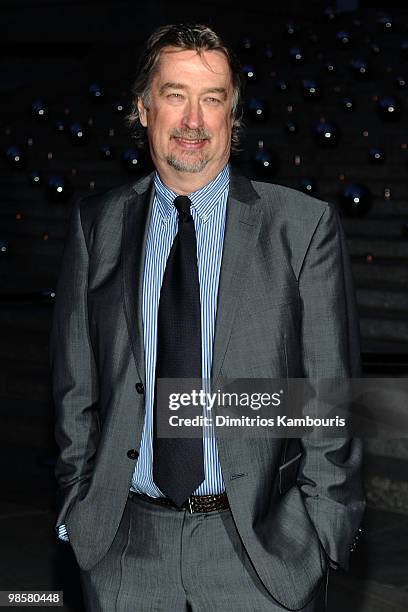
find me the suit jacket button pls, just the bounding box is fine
[135,382,144,394]
[127,449,139,460]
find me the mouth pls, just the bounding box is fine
[173,137,209,149]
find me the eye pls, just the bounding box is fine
[167,93,183,99]
[206,97,221,104]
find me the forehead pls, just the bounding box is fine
[153,47,232,88]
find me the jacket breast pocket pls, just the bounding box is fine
[278,452,302,495]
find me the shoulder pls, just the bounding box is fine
[250,178,331,221]
[237,176,343,273]
[247,177,341,243]
[76,172,154,227]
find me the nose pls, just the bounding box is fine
[182,99,204,129]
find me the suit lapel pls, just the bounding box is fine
[121,169,262,391]
[122,173,155,388]
[211,170,262,387]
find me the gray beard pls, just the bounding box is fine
[165,153,210,173]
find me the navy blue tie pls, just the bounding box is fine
[153,195,205,506]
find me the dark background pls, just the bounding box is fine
[1,1,408,610]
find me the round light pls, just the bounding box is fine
[377,15,394,32]
[284,20,300,36]
[5,145,26,170]
[100,144,115,160]
[350,58,370,79]
[69,122,90,145]
[29,170,43,186]
[0,239,10,257]
[395,75,407,89]
[113,101,125,113]
[285,120,298,135]
[121,148,145,174]
[45,175,72,203]
[252,146,280,178]
[241,38,255,53]
[289,47,305,64]
[368,147,386,163]
[301,79,321,99]
[323,7,337,22]
[242,64,257,83]
[88,83,104,101]
[339,183,372,217]
[299,178,317,195]
[275,79,289,92]
[377,96,402,122]
[342,97,355,111]
[247,98,268,123]
[314,120,340,147]
[31,100,49,122]
[336,31,351,46]
[324,61,336,73]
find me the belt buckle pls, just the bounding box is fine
[188,497,194,513]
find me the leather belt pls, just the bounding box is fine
[129,490,229,513]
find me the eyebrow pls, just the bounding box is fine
[159,82,228,99]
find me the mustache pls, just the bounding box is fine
[171,129,211,140]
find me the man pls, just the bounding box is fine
[51,23,365,611]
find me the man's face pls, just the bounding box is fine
[137,47,234,182]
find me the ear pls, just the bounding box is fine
[137,97,148,127]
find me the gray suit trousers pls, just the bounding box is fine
[80,494,325,612]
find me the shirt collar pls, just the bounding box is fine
[154,164,230,223]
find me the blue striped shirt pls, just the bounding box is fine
[131,164,229,496]
[57,164,229,540]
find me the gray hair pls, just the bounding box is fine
[126,23,244,153]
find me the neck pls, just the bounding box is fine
[155,164,227,195]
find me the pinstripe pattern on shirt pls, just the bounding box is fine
[131,164,230,497]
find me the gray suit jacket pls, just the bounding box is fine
[50,169,365,610]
